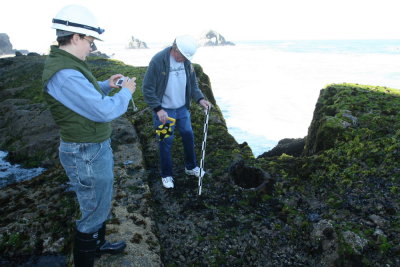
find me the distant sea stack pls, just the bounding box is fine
[127,36,148,49]
[199,30,235,46]
[0,33,13,55]
[1,33,37,56]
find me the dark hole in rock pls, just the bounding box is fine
[230,160,267,189]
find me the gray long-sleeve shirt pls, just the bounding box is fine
[142,46,204,112]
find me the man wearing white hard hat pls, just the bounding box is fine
[42,5,136,267]
[142,35,212,189]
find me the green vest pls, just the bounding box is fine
[42,46,111,143]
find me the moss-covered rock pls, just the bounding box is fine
[255,83,400,266]
[304,83,400,156]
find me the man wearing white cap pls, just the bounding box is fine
[142,35,212,189]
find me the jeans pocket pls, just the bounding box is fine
[80,142,102,164]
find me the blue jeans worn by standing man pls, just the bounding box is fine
[59,138,114,234]
[153,106,197,177]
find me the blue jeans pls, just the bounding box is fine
[153,106,197,177]
[59,138,114,234]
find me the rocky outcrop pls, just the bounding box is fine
[27,52,40,57]
[303,84,398,156]
[0,33,36,56]
[0,98,58,167]
[0,33,13,55]
[199,30,235,46]
[0,56,57,167]
[89,50,109,58]
[127,36,148,49]
[258,137,305,158]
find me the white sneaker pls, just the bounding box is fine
[185,167,203,178]
[161,176,174,188]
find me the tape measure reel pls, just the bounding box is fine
[156,117,176,141]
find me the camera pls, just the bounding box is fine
[116,77,125,87]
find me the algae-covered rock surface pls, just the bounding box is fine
[256,84,400,266]
[1,55,399,266]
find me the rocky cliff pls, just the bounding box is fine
[0,55,399,266]
[0,33,13,55]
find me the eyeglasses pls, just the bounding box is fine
[83,37,95,48]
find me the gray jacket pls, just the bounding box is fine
[142,46,204,112]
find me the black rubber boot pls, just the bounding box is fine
[73,229,98,267]
[96,222,126,256]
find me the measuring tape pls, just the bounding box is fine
[198,107,210,195]
[155,117,176,141]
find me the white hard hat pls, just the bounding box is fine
[52,5,104,41]
[175,35,198,61]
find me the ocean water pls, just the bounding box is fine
[0,151,45,187]
[103,40,400,156]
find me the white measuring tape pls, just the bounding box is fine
[131,98,138,112]
[198,106,210,195]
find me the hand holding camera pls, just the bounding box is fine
[115,76,136,94]
[115,77,126,87]
[114,76,138,112]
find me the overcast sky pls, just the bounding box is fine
[2,0,400,53]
